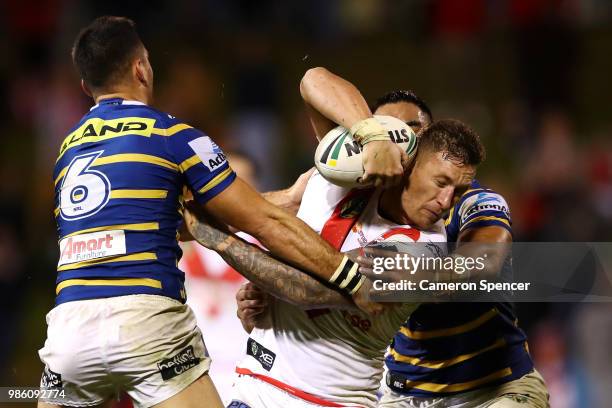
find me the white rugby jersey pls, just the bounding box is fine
[235,171,446,407]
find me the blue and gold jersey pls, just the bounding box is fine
[385,180,533,397]
[53,98,235,305]
[445,180,512,242]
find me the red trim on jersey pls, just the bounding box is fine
[307,188,374,319]
[236,367,352,407]
[381,227,420,241]
[319,188,374,250]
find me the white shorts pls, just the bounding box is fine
[378,370,549,408]
[38,294,211,407]
[228,370,359,408]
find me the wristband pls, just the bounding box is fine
[350,118,391,146]
[329,256,366,295]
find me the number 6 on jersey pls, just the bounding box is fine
[60,151,111,221]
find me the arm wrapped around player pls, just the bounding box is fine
[183,201,356,310]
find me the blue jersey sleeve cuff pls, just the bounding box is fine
[193,170,237,205]
[460,219,513,235]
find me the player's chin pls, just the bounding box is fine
[415,211,437,229]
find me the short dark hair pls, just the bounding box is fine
[72,16,143,90]
[418,119,485,166]
[372,90,433,122]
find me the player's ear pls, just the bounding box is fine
[80,79,92,98]
[134,58,148,87]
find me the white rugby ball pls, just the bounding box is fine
[314,115,417,188]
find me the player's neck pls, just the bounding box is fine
[93,88,150,105]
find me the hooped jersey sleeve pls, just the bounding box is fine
[445,181,512,242]
[163,120,236,204]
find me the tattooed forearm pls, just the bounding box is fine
[189,219,354,310]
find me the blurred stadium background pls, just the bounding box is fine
[0,1,611,407]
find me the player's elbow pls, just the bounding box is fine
[300,67,330,99]
[302,66,329,83]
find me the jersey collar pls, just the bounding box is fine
[90,98,146,111]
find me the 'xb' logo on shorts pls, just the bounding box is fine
[247,338,276,371]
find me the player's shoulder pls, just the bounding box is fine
[445,180,512,238]
[138,106,201,136]
[61,102,197,138]
[296,170,358,227]
[141,105,180,126]
[105,102,202,139]
[445,180,511,237]
[301,170,354,205]
[456,183,510,223]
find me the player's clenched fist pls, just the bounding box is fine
[351,117,407,188]
[361,141,407,188]
[236,282,270,333]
